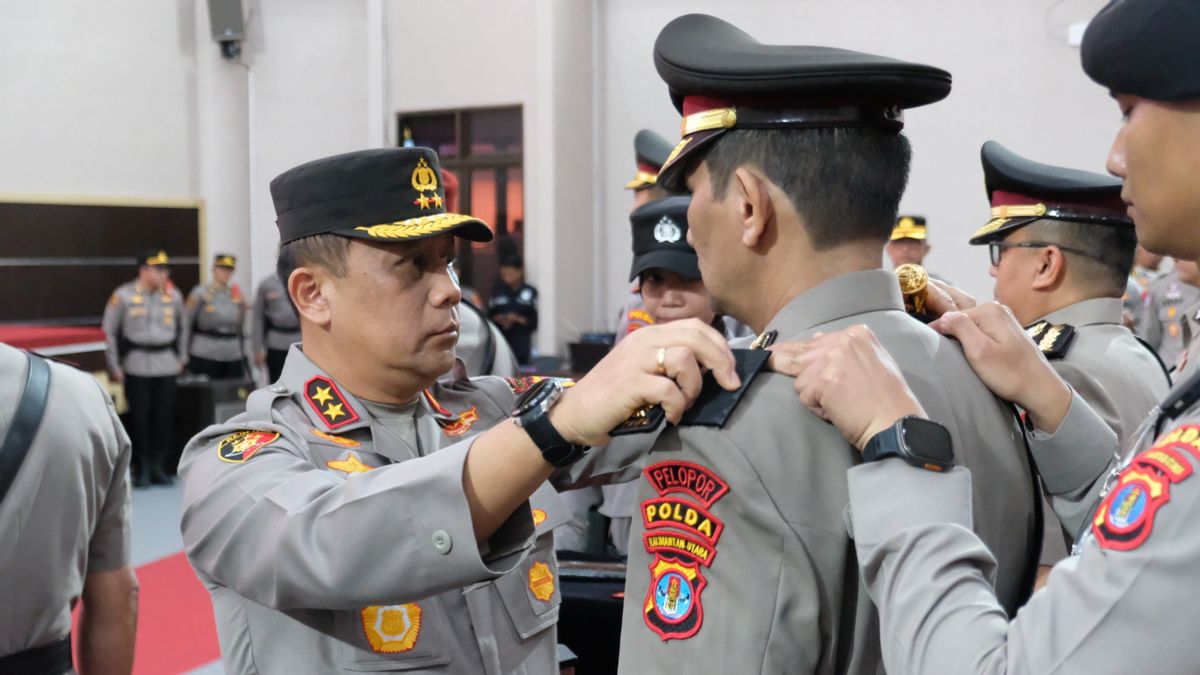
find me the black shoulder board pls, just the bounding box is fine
[1034,323,1076,360]
[1024,320,1050,342]
[679,348,770,428]
[1161,369,1200,425]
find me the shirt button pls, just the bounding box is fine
[432,530,453,554]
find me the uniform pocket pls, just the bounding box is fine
[336,600,453,672]
[493,543,561,640]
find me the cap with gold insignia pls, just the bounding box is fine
[213,253,237,269]
[1082,0,1200,102]
[890,215,927,241]
[270,147,493,245]
[652,14,951,191]
[139,249,170,267]
[625,129,675,191]
[629,195,698,282]
[968,141,1131,245]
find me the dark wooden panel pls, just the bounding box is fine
[0,264,200,324]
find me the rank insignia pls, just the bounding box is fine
[361,603,422,654]
[507,376,548,396]
[528,561,555,602]
[1093,467,1171,551]
[1026,321,1076,360]
[327,452,374,475]
[304,376,360,430]
[421,389,480,437]
[643,557,706,641]
[310,428,362,448]
[217,430,279,464]
[532,508,548,526]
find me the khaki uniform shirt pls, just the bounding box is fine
[179,347,578,675]
[1139,271,1200,370]
[847,363,1200,673]
[251,275,300,355]
[101,280,185,377]
[183,282,247,363]
[616,270,1038,675]
[0,344,131,655]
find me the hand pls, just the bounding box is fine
[550,318,740,446]
[774,326,926,450]
[110,368,125,384]
[254,352,267,367]
[929,302,1072,431]
[923,279,978,318]
[176,361,185,375]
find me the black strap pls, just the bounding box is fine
[1133,334,1173,386]
[0,353,52,506]
[192,327,239,339]
[0,635,73,675]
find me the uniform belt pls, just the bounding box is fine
[127,341,175,352]
[193,328,239,339]
[0,635,73,675]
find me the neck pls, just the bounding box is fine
[1027,286,1116,325]
[299,328,426,406]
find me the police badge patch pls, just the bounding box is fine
[644,557,706,641]
[1093,466,1171,551]
[217,430,280,464]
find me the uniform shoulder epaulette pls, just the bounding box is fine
[678,348,771,428]
[1025,321,1076,360]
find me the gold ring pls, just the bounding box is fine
[655,347,668,376]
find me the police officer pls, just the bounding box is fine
[183,253,248,379]
[886,215,951,282]
[487,255,538,364]
[177,146,739,675]
[251,271,301,383]
[787,1,1200,671]
[968,140,1170,574]
[609,15,1038,673]
[0,343,136,675]
[1140,259,1200,371]
[1126,245,1163,328]
[103,249,184,487]
[617,129,675,340]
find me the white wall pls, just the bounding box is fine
[598,0,1119,312]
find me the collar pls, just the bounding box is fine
[762,269,904,338]
[278,345,372,433]
[1039,297,1123,328]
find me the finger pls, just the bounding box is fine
[922,281,958,317]
[964,302,1026,343]
[662,325,739,390]
[930,310,992,360]
[652,377,689,425]
[929,279,978,312]
[664,347,704,404]
[765,340,816,376]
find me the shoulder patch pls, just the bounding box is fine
[421,388,480,437]
[678,348,771,428]
[108,292,120,307]
[217,430,280,463]
[304,376,360,429]
[1092,466,1171,551]
[1026,321,1076,360]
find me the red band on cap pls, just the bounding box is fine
[637,160,661,174]
[682,96,733,117]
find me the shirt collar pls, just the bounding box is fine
[279,345,372,433]
[763,269,904,338]
[1040,297,1122,328]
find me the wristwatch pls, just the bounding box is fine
[512,378,590,468]
[862,416,954,472]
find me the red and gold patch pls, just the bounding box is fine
[528,561,555,602]
[642,497,724,545]
[422,389,480,437]
[642,531,716,567]
[532,508,547,526]
[506,376,548,396]
[1093,466,1171,551]
[626,309,654,335]
[217,430,279,464]
[361,603,421,653]
[643,461,730,508]
[310,427,362,448]
[304,376,360,430]
[643,557,706,641]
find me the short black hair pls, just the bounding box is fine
[276,234,351,287]
[1022,219,1137,297]
[702,128,912,250]
[500,254,524,269]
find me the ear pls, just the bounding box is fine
[289,265,333,328]
[731,166,775,249]
[1031,246,1066,290]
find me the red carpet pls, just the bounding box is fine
[0,325,105,350]
[74,552,222,674]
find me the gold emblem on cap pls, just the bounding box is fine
[991,203,1047,219]
[895,264,929,315]
[411,157,442,210]
[356,213,481,239]
[681,107,738,137]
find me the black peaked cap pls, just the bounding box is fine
[1082,0,1200,102]
[629,196,699,282]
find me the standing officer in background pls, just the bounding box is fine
[967,139,1170,575]
[1125,244,1163,327]
[616,129,675,340]
[103,249,184,487]
[1141,258,1200,371]
[0,343,137,675]
[609,15,1037,674]
[183,253,248,379]
[252,271,301,384]
[786,1,1200,671]
[487,255,538,364]
[178,147,738,675]
[885,215,950,282]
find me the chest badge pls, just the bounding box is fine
[304,376,361,430]
[528,561,555,602]
[361,604,422,654]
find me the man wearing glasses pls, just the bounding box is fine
[968,140,1171,578]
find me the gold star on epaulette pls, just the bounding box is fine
[312,386,334,405]
[323,403,346,421]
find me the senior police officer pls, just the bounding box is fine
[251,271,301,383]
[607,15,1039,674]
[102,249,185,487]
[183,253,249,380]
[783,1,1200,672]
[0,344,137,675]
[177,146,740,675]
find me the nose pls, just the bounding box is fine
[988,263,998,279]
[431,269,462,308]
[1106,126,1127,180]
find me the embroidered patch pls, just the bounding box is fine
[627,309,654,334]
[507,376,548,396]
[643,461,730,508]
[361,604,421,653]
[1153,425,1200,461]
[310,428,361,448]
[643,557,706,641]
[528,561,555,602]
[422,389,480,437]
[642,498,724,544]
[1093,467,1171,551]
[327,453,374,475]
[1134,447,1194,483]
[1025,321,1076,360]
[532,508,547,526]
[642,531,716,567]
[304,376,360,430]
[217,430,279,463]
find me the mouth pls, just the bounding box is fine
[430,322,459,339]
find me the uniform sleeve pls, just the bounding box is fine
[179,426,535,611]
[1053,360,1126,449]
[251,284,268,356]
[86,377,132,572]
[552,431,656,489]
[180,287,200,364]
[175,288,189,362]
[525,287,539,331]
[847,446,1200,675]
[101,292,123,374]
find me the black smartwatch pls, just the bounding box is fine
[512,378,590,468]
[862,416,954,472]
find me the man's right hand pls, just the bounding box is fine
[551,318,740,446]
[929,302,1072,432]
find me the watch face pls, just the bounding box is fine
[511,378,558,418]
[901,417,954,467]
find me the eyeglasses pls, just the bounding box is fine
[988,241,1108,267]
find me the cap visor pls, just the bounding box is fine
[656,129,726,193]
[968,216,1037,245]
[343,212,493,243]
[889,231,927,241]
[629,250,702,282]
